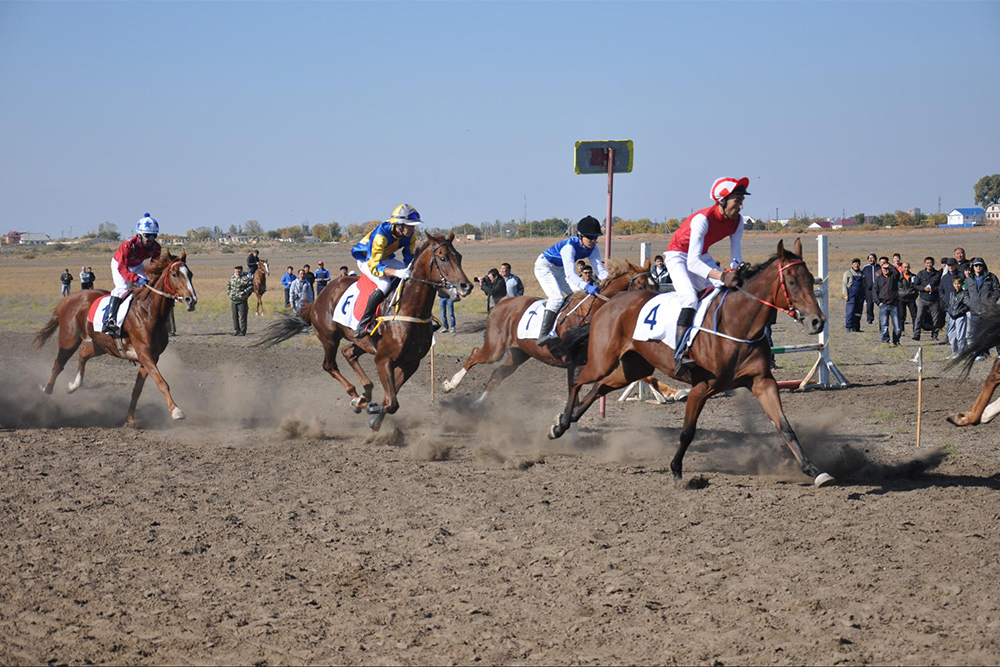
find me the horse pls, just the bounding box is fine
[947,304,1000,426]
[33,250,198,425]
[257,231,473,431]
[253,258,270,316]
[547,239,835,487]
[442,258,687,405]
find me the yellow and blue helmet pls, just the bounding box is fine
[386,204,423,226]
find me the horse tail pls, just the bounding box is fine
[453,318,487,334]
[255,312,311,348]
[948,303,1000,379]
[546,324,591,366]
[33,308,61,349]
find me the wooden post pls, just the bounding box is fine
[430,340,435,404]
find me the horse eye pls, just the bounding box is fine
[439,255,449,263]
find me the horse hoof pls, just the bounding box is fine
[814,472,835,488]
[350,397,364,414]
[548,424,564,440]
[368,413,384,431]
[41,384,53,395]
[946,413,971,426]
[441,381,455,393]
[673,389,690,402]
[171,408,186,420]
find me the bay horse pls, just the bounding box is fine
[253,258,270,316]
[33,250,198,425]
[257,231,473,431]
[947,305,1000,426]
[442,258,687,404]
[547,239,835,487]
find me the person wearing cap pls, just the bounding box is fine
[842,258,865,333]
[314,261,331,293]
[246,249,260,278]
[533,215,609,345]
[351,203,422,337]
[227,265,254,336]
[663,176,748,376]
[861,253,879,326]
[913,256,942,342]
[105,213,162,335]
[965,257,1000,357]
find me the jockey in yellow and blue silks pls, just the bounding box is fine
[350,203,422,337]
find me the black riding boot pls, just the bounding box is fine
[103,296,123,336]
[355,289,387,338]
[536,309,559,346]
[674,307,697,376]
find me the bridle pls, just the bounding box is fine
[735,257,806,322]
[141,260,186,301]
[401,239,462,292]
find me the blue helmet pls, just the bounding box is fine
[136,213,159,235]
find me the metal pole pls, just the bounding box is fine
[600,148,614,419]
[817,235,830,386]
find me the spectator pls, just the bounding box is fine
[302,264,315,289]
[59,268,73,297]
[842,258,864,332]
[946,275,970,359]
[246,249,260,278]
[580,265,597,286]
[891,253,903,274]
[79,266,95,290]
[874,262,901,345]
[897,261,918,334]
[314,261,331,293]
[281,265,295,308]
[954,247,970,276]
[339,266,349,278]
[878,256,890,269]
[479,268,507,312]
[939,258,962,343]
[575,258,587,276]
[289,268,314,315]
[651,255,673,292]
[965,257,1000,359]
[439,295,456,333]
[861,253,879,326]
[227,265,254,336]
[499,262,524,298]
[913,256,942,341]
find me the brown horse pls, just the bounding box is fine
[547,239,835,487]
[33,251,198,425]
[947,305,1000,426]
[253,258,270,316]
[258,231,473,431]
[442,258,687,404]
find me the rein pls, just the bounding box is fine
[735,258,805,321]
[141,261,185,301]
[373,239,457,332]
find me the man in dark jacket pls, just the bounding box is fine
[479,268,507,312]
[861,253,879,325]
[966,257,1000,355]
[897,261,917,334]
[246,249,260,278]
[939,258,962,343]
[874,263,901,345]
[913,256,941,341]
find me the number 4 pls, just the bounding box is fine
[644,305,659,329]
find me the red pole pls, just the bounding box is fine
[600,148,614,419]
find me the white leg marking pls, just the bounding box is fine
[171,407,186,420]
[442,368,467,393]
[67,372,83,394]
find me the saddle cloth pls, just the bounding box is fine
[632,288,720,349]
[516,299,557,340]
[332,276,398,330]
[88,294,134,335]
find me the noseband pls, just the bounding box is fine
[736,258,806,322]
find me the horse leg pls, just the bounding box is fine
[321,338,362,408]
[125,366,148,426]
[642,375,690,402]
[134,352,185,421]
[443,327,512,393]
[474,348,529,406]
[67,342,104,394]
[342,343,375,413]
[669,381,715,482]
[947,358,1000,426]
[550,351,632,439]
[750,375,834,486]
[42,338,81,395]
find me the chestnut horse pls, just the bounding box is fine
[33,251,198,425]
[253,258,270,316]
[547,239,835,487]
[442,258,687,404]
[258,231,473,431]
[947,305,1000,426]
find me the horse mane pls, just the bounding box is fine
[132,251,179,302]
[738,249,803,284]
[598,258,638,289]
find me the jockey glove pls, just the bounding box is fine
[585,284,600,296]
[722,270,742,289]
[137,277,149,286]
[395,267,411,281]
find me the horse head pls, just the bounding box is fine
[260,259,269,276]
[776,239,824,334]
[154,250,198,312]
[414,231,473,301]
[598,258,656,296]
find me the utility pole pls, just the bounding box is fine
[775,206,779,222]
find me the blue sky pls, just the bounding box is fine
[1,1,997,236]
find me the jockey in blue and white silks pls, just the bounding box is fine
[350,203,422,337]
[532,215,608,345]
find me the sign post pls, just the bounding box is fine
[575,140,633,417]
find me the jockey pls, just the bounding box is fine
[351,203,421,337]
[533,215,608,345]
[665,177,749,374]
[104,213,162,335]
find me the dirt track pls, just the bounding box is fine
[4,301,1000,666]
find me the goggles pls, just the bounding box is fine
[142,233,158,240]
[582,234,599,241]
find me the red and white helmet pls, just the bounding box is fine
[711,177,750,204]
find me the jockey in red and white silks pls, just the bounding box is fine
[103,214,161,335]
[664,177,749,374]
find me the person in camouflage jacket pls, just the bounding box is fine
[228,265,254,336]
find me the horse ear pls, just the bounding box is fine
[777,239,786,259]
[642,257,651,271]
[447,230,455,242]
[794,238,803,258]
[180,249,187,263]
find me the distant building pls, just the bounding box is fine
[946,208,985,226]
[2,231,23,245]
[908,207,921,216]
[19,233,51,245]
[831,218,858,229]
[808,220,833,230]
[986,204,1000,225]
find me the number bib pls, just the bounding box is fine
[632,288,720,349]
[516,299,552,340]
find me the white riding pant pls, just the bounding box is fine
[110,258,148,298]
[534,256,573,313]
[357,258,405,295]
[663,251,722,310]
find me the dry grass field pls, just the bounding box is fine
[2,227,1000,665]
